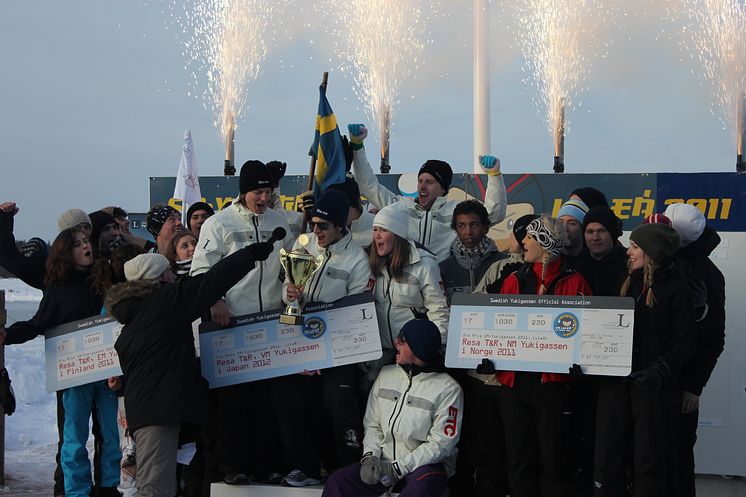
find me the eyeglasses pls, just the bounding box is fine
[309,221,331,231]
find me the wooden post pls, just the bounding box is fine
[302,71,330,233]
[0,290,5,485]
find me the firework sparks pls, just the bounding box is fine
[512,0,613,157]
[320,0,436,169]
[172,0,291,146]
[680,0,746,155]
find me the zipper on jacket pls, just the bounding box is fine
[385,272,395,347]
[252,217,264,311]
[387,367,413,461]
[308,249,330,302]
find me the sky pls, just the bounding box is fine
[0,0,740,240]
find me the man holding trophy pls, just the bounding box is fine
[273,189,373,488]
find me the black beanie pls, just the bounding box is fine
[400,319,442,364]
[583,206,623,239]
[328,177,363,211]
[146,205,180,238]
[418,160,453,193]
[313,190,350,228]
[89,210,117,248]
[186,201,215,222]
[239,160,275,194]
[629,223,680,264]
[513,214,540,244]
[571,187,609,209]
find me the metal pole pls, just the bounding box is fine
[473,0,491,174]
[224,111,236,176]
[380,102,391,174]
[737,93,745,173]
[553,97,565,173]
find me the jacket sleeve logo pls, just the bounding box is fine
[444,405,459,437]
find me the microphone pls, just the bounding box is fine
[267,227,287,244]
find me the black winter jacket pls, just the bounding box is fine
[625,262,697,375]
[5,269,102,344]
[105,245,263,432]
[676,227,726,395]
[574,244,628,297]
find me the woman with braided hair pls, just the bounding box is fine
[495,215,592,497]
[593,223,697,497]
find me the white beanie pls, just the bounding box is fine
[373,204,410,240]
[58,209,92,233]
[664,203,706,246]
[124,253,170,281]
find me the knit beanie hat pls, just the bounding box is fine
[629,223,680,264]
[124,253,170,281]
[525,217,565,257]
[513,214,540,245]
[313,190,350,227]
[146,205,180,239]
[557,198,589,224]
[643,213,672,226]
[239,160,275,194]
[328,177,363,211]
[186,202,215,222]
[664,203,706,246]
[89,211,118,248]
[583,206,623,239]
[400,319,442,364]
[418,160,453,193]
[571,187,609,209]
[58,209,91,233]
[373,204,410,240]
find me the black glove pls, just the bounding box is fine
[476,358,496,375]
[359,454,380,485]
[568,363,584,378]
[266,161,287,183]
[0,368,16,416]
[630,360,670,392]
[299,190,315,215]
[21,237,46,258]
[108,235,127,252]
[246,241,274,262]
[341,135,353,170]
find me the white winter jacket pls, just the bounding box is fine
[352,148,507,262]
[373,241,449,349]
[282,230,372,305]
[350,209,374,249]
[190,197,292,315]
[363,364,464,478]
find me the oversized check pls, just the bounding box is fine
[44,315,123,392]
[199,293,382,388]
[445,294,635,376]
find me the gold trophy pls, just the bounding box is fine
[279,240,323,325]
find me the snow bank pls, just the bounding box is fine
[0,278,42,303]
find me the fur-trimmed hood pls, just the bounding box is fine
[105,279,161,324]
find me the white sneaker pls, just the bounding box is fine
[282,469,321,487]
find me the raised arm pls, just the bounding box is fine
[349,124,399,209]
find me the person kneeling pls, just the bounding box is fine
[322,319,463,497]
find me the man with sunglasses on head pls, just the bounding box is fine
[274,189,373,488]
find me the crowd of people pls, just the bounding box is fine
[0,123,726,497]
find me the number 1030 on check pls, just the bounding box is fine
[493,312,517,330]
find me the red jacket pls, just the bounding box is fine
[496,257,593,387]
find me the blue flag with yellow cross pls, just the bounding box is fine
[309,84,347,196]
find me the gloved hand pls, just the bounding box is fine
[476,358,496,375]
[299,190,315,215]
[376,460,401,487]
[266,161,287,183]
[479,155,501,176]
[108,236,127,252]
[347,124,368,149]
[0,202,19,217]
[629,360,670,392]
[359,454,380,485]
[568,363,584,378]
[21,237,46,258]
[0,368,16,416]
[247,241,274,262]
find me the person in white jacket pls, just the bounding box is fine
[363,203,449,390]
[190,160,292,485]
[321,318,464,497]
[348,123,507,262]
[275,190,373,488]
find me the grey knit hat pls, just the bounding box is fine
[124,253,170,281]
[58,209,91,233]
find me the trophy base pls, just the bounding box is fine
[279,313,304,326]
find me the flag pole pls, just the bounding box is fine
[303,71,329,233]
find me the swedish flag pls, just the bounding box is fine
[310,84,347,195]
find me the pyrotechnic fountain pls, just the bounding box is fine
[322,0,432,173]
[681,0,746,172]
[175,0,288,174]
[513,0,611,172]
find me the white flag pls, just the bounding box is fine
[173,130,202,223]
